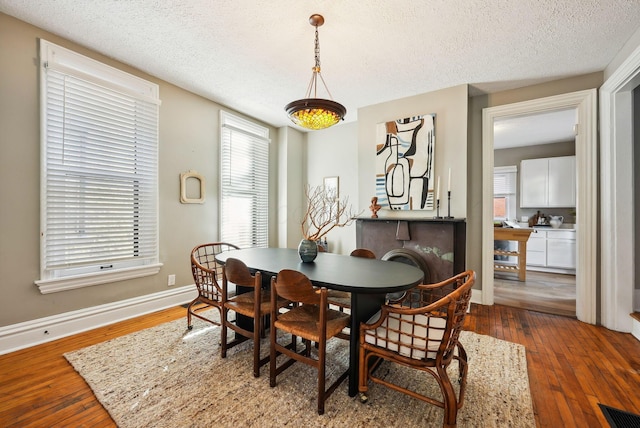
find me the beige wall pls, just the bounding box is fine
[357,85,470,219]
[306,121,360,254]
[0,13,279,326]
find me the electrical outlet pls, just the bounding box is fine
[167,274,176,286]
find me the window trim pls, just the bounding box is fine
[35,40,162,293]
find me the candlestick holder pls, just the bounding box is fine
[446,190,454,219]
[433,198,443,219]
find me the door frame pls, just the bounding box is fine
[481,89,598,324]
[600,44,640,332]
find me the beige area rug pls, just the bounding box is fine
[64,311,535,428]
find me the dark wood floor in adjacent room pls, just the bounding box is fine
[1,304,639,427]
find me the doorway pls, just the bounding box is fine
[481,89,598,325]
[492,110,577,317]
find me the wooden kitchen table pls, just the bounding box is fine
[494,227,534,281]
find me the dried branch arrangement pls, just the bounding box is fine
[301,184,360,241]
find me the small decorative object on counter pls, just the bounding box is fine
[529,210,548,227]
[549,215,564,229]
[369,197,381,218]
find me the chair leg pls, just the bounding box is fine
[186,298,198,330]
[438,365,459,428]
[317,337,326,415]
[220,307,228,358]
[253,315,261,377]
[269,320,277,388]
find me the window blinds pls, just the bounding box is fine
[220,112,269,249]
[494,166,517,195]
[40,40,159,281]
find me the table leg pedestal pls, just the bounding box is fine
[348,292,386,397]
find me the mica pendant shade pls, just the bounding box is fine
[285,14,346,130]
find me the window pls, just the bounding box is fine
[220,111,269,248]
[36,40,161,293]
[494,166,517,221]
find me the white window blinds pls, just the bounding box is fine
[37,40,161,291]
[220,111,269,248]
[494,165,517,195]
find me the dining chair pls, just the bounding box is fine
[187,242,239,330]
[221,257,289,377]
[327,248,376,309]
[269,269,351,415]
[358,270,475,428]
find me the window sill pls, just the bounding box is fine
[35,263,163,294]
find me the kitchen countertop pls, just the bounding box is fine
[517,222,576,231]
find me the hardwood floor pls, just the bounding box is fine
[1,304,639,427]
[494,270,576,317]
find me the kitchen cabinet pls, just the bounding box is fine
[526,229,576,272]
[546,230,577,269]
[520,156,575,208]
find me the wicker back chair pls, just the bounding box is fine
[187,242,239,330]
[221,257,289,377]
[358,270,475,428]
[269,269,350,415]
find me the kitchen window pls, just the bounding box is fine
[494,166,517,221]
[36,40,161,293]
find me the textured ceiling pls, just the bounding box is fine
[1,0,640,132]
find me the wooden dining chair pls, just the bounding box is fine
[187,242,239,330]
[327,248,376,309]
[358,270,475,428]
[221,257,289,377]
[269,269,351,415]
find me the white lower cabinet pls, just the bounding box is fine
[526,231,546,266]
[526,229,576,272]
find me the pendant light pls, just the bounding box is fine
[285,14,346,130]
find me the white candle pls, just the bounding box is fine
[448,168,451,192]
[436,176,440,201]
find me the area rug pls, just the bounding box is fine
[64,311,535,427]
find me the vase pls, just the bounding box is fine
[298,239,318,263]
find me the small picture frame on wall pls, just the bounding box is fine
[180,170,205,204]
[324,176,339,201]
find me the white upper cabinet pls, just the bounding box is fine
[548,156,576,207]
[520,155,575,208]
[520,158,548,207]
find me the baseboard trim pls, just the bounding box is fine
[0,285,197,355]
[632,310,640,342]
[471,288,482,305]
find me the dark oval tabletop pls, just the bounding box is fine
[215,247,424,294]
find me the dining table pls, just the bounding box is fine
[215,247,425,397]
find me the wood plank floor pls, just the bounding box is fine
[494,270,576,318]
[1,304,639,427]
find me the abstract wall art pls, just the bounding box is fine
[375,114,436,210]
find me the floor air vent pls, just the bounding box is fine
[599,403,640,428]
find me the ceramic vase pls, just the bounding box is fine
[298,239,318,263]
